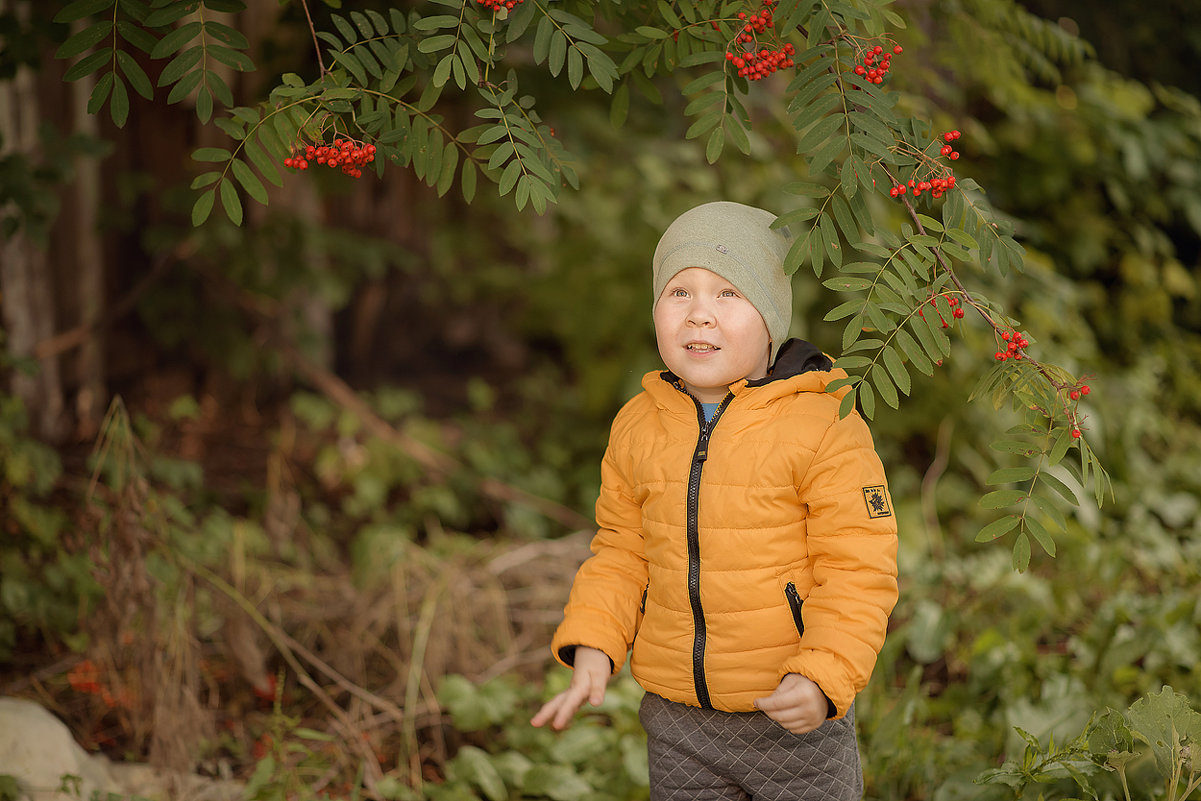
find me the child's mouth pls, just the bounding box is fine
[686,343,719,352]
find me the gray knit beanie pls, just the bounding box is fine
[652,201,794,364]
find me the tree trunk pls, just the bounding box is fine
[0,0,67,442]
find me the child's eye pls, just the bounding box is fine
[670,288,688,297]
[720,289,738,298]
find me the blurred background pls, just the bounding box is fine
[2,0,1199,799]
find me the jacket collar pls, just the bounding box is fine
[644,338,851,410]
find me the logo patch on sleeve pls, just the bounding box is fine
[863,485,892,518]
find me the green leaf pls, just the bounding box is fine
[191,188,215,226]
[432,53,454,87]
[987,466,1037,485]
[980,489,1027,510]
[144,2,197,27]
[838,387,858,419]
[880,346,910,396]
[1039,471,1078,505]
[191,146,230,163]
[230,158,267,205]
[1011,533,1031,572]
[56,20,113,60]
[870,364,898,409]
[975,515,1019,542]
[207,44,254,72]
[823,276,872,292]
[567,44,584,89]
[63,48,109,86]
[149,20,201,59]
[452,746,507,801]
[498,160,521,196]
[894,328,933,375]
[705,127,724,164]
[808,134,846,176]
[460,159,477,203]
[1024,514,1056,557]
[205,69,232,107]
[108,75,129,127]
[219,178,243,225]
[331,14,357,45]
[204,20,249,49]
[533,15,553,64]
[189,170,221,190]
[548,30,567,76]
[858,379,876,419]
[418,34,457,54]
[820,213,842,269]
[86,71,114,113]
[1048,425,1074,465]
[332,50,367,84]
[116,49,152,98]
[55,0,116,22]
[685,110,721,140]
[415,14,460,31]
[436,141,458,197]
[166,68,203,104]
[158,45,201,86]
[797,113,842,153]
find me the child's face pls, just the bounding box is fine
[653,267,771,403]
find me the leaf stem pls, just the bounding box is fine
[298,0,328,76]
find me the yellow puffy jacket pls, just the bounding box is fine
[551,339,899,718]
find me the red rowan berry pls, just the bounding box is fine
[1081,384,1090,395]
[893,44,903,54]
[1071,429,1081,439]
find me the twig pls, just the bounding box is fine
[298,0,327,76]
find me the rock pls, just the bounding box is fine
[0,698,242,801]
[0,697,114,801]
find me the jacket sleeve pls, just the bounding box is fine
[550,434,648,675]
[780,407,899,718]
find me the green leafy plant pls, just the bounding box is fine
[976,686,1201,800]
[431,671,649,801]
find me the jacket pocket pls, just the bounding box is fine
[784,581,805,638]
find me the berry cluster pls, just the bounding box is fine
[726,42,796,80]
[889,130,962,201]
[939,129,962,160]
[723,0,798,81]
[993,328,1030,361]
[890,175,957,199]
[917,295,965,328]
[1066,382,1092,438]
[735,3,774,41]
[853,43,902,85]
[478,0,522,11]
[284,138,377,177]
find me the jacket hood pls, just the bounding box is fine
[648,337,851,407]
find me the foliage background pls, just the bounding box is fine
[1,0,1199,799]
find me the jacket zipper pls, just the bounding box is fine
[785,581,805,638]
[685,391,732,710]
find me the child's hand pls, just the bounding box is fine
[753,673,829,734]
[530,646,612,731]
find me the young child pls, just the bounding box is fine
[531,200,899,800]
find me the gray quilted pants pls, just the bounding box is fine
[639,692,863,801]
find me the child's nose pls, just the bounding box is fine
[686,301,715,326]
